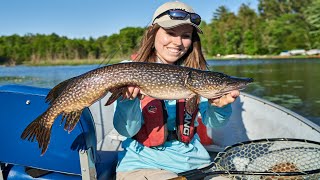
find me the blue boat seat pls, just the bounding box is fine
[0,85,118,179]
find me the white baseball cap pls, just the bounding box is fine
[152,1,203,33]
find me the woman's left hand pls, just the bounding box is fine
[208,90,240,107]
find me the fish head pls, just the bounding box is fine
[186,70,253,99]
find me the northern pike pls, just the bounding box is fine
[21,62,253,154]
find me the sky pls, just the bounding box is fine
[0,0,258,39]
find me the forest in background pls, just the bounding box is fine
[1,0,319,65]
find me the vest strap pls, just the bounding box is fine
[176,99,198,144]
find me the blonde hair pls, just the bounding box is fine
[133,24,208,70]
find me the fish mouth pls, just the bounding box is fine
[229,76,254,83]
[209,89,240,99]
[211,77,253,98]
[235,79,253,90]
[227,77,253,89]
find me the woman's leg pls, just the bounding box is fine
[117,169,178,180]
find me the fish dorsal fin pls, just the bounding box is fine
[46,77,76,105]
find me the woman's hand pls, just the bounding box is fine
[208,90,240,107]
[122,86,145,100]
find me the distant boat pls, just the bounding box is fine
[306,49,320,56]
[280,49,320,56]
[0,84,319,179]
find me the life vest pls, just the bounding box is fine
[133,96,198,147]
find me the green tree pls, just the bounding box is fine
[118,27,145,57]
[210,6,241,55]
[304,0,320,48]
[238,4,260,54]
[258,0,312,20]
[262,13,310,54]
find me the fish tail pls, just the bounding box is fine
[21,111,53,155]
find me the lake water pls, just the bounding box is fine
[1,59,319,126]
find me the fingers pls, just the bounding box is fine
[209,95,229,107]
[123,86,142,100]
[209,90,240,107]
[121,86,240,105]
[230,90,240,98]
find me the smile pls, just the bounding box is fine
[167,47,181,54]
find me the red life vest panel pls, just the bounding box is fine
[133,96,198,147]
[196,117,214,145]
[133,96,168,146]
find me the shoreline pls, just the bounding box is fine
[1,55,319,67]
[206,55,320,60]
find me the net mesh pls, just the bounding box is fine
[212,139,320,180]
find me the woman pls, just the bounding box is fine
[114,1,239,179]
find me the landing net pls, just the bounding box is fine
[213,138,320,179]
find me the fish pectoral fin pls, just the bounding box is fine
[61,110,83,133]
[105,87,128,106]
[185,95,200,114]
[46,77,77,105]
[105,92,122,106]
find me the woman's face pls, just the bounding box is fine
[154,25,193,64]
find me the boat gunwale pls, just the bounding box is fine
[240,92,320,133]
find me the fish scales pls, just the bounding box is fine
[20,62,253,154]
[97,62,194,99]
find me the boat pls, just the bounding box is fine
[0,84,319,180]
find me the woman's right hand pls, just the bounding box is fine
[122,86,145,100]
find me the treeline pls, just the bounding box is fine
[0,27,145,65]
[200,0,320,56]
[1,0,319,65]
